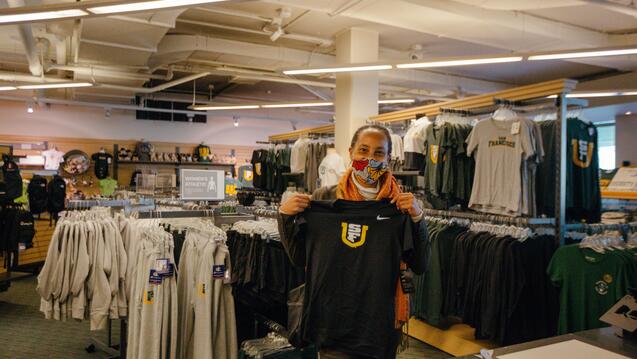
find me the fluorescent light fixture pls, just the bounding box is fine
[378,99,415,104]
[262,102,333,108]
[0,86,17,91]
[88,0,227,15]
[0,9,87,24]
[626,112,632,115]
[397,56,523,69]
[623,91,637,96]
[567,92,620,98]
[192,104,260,111]
[283,64,392,75]
[18,82,93,90]
[529,48,637,60]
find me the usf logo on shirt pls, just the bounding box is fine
[341,222,368,248]
[572,139,594,168]
[429,145,439,164]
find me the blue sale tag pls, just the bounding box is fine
[212,264,225,279]
[149,270,162,285]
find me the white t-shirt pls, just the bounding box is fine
[290,138,311,173]
[318,151,346,188]
[466,118,534,216]
[41,149,65,170]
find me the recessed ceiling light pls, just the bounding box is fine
[378,99,415,104]
[192,105,260,111]
[18,82,93,90]
[397,56,523,69]
[262,102,333,108]
[283,64,393,75]
[529,48,637,60]
[0,9,88,24]
[88,0,228,15]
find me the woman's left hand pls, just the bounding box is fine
[391,192,422,218]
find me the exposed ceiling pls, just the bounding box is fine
[0,0,636,125]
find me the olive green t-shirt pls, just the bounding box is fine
[547,244,637,335]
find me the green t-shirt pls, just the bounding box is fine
[547,244,636,334]
[99,178,118,197]
[424,124,446,196]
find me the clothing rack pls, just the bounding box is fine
[136,209,216,219]
[564,221,637,234]
[421,208,555,226]
[67,199,133,209]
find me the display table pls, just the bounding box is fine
[456,327,637,358]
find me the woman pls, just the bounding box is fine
[278,125,428,359]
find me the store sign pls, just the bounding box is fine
[180,169,225,200]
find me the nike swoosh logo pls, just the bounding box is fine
[377,215,390,221]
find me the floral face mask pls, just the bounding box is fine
[352,158,388,185]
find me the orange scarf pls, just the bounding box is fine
[336,167,410,329]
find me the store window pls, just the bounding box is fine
[597,122,616,170]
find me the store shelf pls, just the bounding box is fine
[117,160,234,167]
[601,190,637,200]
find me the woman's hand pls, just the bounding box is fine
[279,193,312,216]
[391,192,422,218]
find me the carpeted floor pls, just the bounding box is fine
[0,277,450,359]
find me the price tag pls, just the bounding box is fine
[511,122,520,135]
[149,270,162,285]
[212,264,226,279]
[155,258,169,274]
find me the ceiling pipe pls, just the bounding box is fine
[47,64,172,81]
[7,0,43,76]
[98,72,210,93]
[176,19,333,47]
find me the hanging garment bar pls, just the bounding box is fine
[420,208,555,226]
[136,210,216,219]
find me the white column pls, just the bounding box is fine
[334,28,379,161]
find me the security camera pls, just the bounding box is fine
[409,44,424,61]
[409,52,423,61]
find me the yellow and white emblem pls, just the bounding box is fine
[341,222,368,248]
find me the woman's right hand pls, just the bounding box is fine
[279,193,312,216]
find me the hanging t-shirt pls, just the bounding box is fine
[195,144,211,162]
[566,118,601,223]
[91,152,112,179]
[318,151,346,188]
[99,178,118,196]
[41,149,65,170]
[237,164,254,188]
[403,117,431,171]
[251,150,268,189]
[424,125,446,196]
[290,200,419,358]
[547,244,637,335]
[466,119,534,216]
[290,138,311,173]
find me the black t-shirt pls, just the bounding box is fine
[293,200,418,358]
[251,150,268,189]
[91,152,112,179]
[566,118,601,222]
